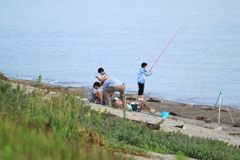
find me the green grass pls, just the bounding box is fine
[0,119,133,160]
[0,76,136,160]
[1,75,240,160]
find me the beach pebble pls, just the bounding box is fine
[149,109,156,114]
[171,117,178,121]
[205,119,211,123]
[174,124,186,129]
[214,126,222,131]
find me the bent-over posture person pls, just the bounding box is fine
[88,82,103,103]
[101,76,126,108]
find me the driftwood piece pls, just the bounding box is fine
[147,98,161,102]
[140,103,150,110]
[169,112,178,116]
[233,124,240,127]
[196,116,209,120]
[126,97,136,101]
[205,119,211,123]
[229,133,240,135]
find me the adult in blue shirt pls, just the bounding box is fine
[101,76,126,108]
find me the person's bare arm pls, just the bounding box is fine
[95,76,102,81]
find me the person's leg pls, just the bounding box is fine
[115,84,126,107]
[138,83,145,101]
[99,91,103,101]
[95,91,103,103]
[103,87,115,105]
[138,83,142,100]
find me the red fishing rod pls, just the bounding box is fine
[149,18,191,72]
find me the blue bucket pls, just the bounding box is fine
[162,111,169,118]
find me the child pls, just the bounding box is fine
[95,67,107,81]
[88,82,103,103]
[137,62,154,101]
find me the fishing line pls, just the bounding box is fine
[149,18,191,72]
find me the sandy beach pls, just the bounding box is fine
[6,78,240,159]
[15,79,240,124]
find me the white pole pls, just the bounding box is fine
[217,91,223,125]
[222,95,235,124]
[218,94,221,125]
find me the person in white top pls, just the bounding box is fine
[101,76,126,108]
[87,82,103,103]
[95,67,107,81]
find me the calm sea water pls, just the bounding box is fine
[1,0,240,108]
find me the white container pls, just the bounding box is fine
[214,126,222,131]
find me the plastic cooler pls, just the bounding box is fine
[161,111,169,118]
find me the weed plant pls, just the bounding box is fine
[0,78,240,160]
[0,78,135,160]
[87,113,240,160]
[0,119,133,160]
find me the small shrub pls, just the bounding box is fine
[0,120,134,160]
[0,81,12,93]
[35,75,42,89]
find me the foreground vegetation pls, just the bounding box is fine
[0,76,138,160]
[0,74,240,160]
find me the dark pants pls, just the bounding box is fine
[138,83,144,95]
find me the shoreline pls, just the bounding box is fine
[5,74,239,109]
[13,78,239,108]
[2,76,240,149]
[8,78,240,148]
[10,78,240,125]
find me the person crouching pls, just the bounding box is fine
[101,76,126,108]
[88,82,103,104]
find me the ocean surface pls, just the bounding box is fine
[1,0,240,108]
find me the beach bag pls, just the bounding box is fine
[112,99,123,108]
[125,104,132,110]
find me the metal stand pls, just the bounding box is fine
[215,91,235,125]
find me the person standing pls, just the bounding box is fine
[137,62,154,101]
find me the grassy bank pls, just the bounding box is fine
[0,120,132,160]
[0,74,240,160]
[0,76,138,160]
